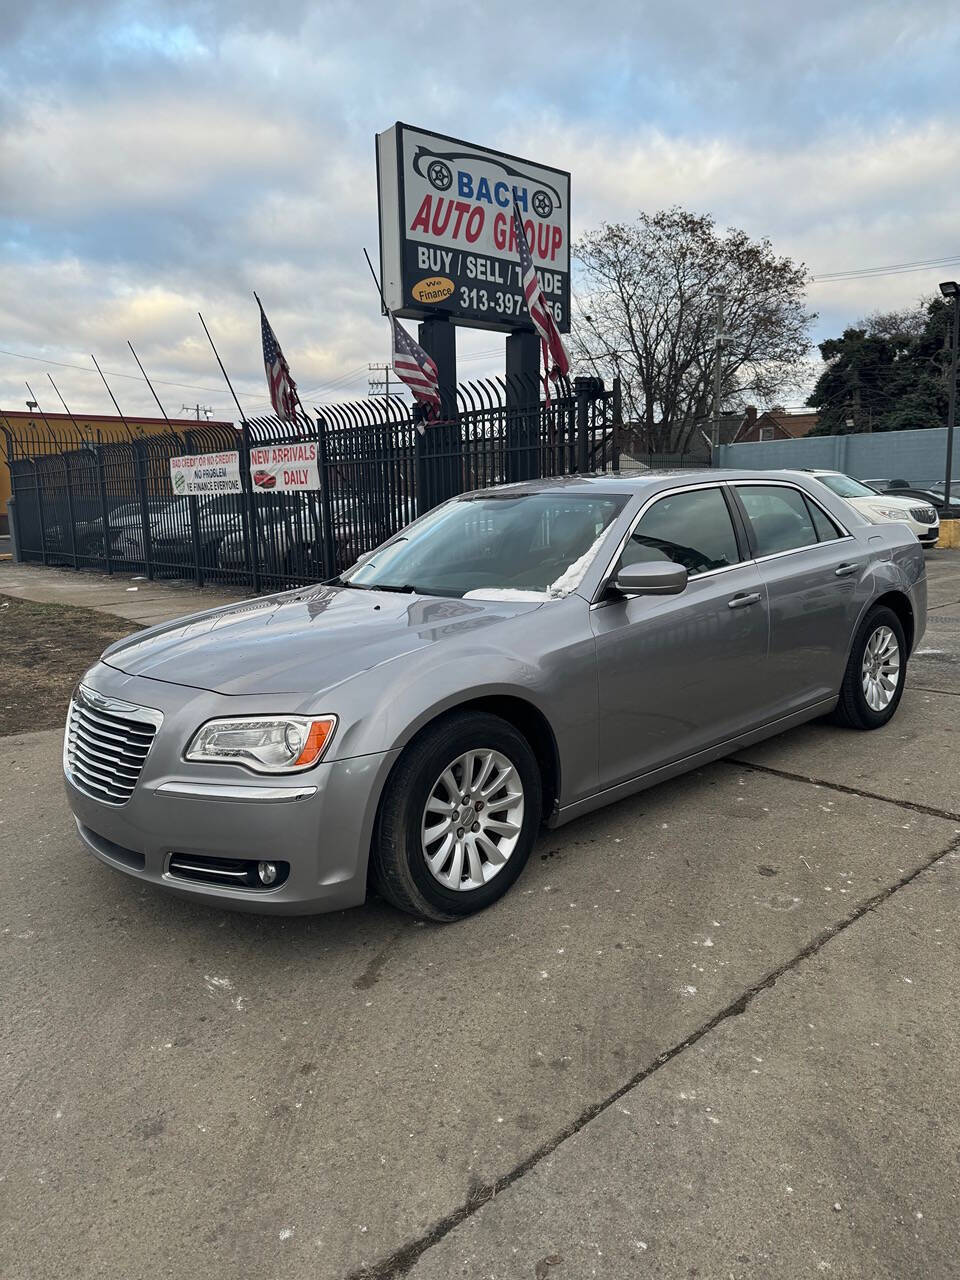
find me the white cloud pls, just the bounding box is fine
[2,0,959,420]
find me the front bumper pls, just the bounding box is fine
[63,666,399,914]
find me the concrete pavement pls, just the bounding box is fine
[0,560,247,625]
[2,552,960,1280]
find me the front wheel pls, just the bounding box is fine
[371,712,542,920]
[831,605,906,730]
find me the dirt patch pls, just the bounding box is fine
[0,594,139,736]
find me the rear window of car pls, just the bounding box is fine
[737,485,819,556]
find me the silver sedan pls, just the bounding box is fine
[64,470,926,920]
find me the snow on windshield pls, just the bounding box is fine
[462,528,610,602]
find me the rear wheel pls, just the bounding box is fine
[371,712,541,920]
[831,605,906,730]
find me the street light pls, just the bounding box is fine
[940,280,959,509]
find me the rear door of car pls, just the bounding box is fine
[728,480,869,716]
[590,482,770,790]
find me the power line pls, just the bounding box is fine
[812,253,960,283]
[0,346,243,399]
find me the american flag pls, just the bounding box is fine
[390,313,441,430]
[512,201,570,385]
[257,294,299,423]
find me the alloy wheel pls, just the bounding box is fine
[861,624,901,711]
[420,749,525,891]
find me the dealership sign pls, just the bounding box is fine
[249,442,320,492]
[169,451,241,496]
[377,123,570,334]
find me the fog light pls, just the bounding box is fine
[257,861,278,885]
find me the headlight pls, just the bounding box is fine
[869,506,912,522]
[185,715,336,773]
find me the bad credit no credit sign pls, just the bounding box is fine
[169,451,241,496]
[249,442,320,492]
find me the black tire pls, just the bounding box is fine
[370,712,542,921]
[831,605,906,730]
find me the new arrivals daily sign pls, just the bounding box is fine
[249,442,320,492]
[376,123,570,334]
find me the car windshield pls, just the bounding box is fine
[817,473,877,499]
[342,492,627,599]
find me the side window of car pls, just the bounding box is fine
[805,496,842,542]
[619,487,741,577]
[737,485,818,557]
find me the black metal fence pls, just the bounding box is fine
[3,374,697,594]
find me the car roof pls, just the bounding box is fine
[464,469,833,497]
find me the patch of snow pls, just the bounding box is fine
[546,529,610,597]
[462,588,550,601]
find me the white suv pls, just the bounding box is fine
[805,471,939,549]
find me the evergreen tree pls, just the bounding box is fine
[807,297,950,434]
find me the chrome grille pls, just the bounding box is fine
[911,506,937,524]
[64,684,162,805]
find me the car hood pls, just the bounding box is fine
[849,494,927,514]
[100,584,545,696]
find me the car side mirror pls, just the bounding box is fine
[612,561,688,596]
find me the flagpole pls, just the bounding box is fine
[363,248,390,314]
[198,312,248,424]
[91,355,136,439]
[47,374,86,439]
[127,341,176,428]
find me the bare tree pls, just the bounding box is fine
[572,208,815,453]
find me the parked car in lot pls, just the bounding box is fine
[75,500,178,558]
[216,502,325,576]
[877,482,960,517]
[65,470,926,921]
[802,470,939,547]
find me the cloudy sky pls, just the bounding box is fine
[2,0,959,422]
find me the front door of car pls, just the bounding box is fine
[591,484,769,791]
[729,481,869,716]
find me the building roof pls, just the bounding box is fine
[762,410,819,438]
[1,409,234,428]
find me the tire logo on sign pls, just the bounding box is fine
[412,276,455,304]
[532,190,553,217]
[427,161,453,191]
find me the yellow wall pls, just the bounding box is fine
[0,410,234,532]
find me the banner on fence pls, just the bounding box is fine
[249,442,320,492]
[169,451,242,496]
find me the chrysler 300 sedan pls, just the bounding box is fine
[65,471,926,921]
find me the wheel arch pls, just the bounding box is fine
[368,693,562,887]
[871,590,915,656]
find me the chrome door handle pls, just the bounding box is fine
[728,592,762,609]
[834,563,858,577]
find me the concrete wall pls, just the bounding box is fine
[716,427,952,482]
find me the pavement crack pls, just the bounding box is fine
[727,758,960,823]
[345,833,960,1280]
[911,685,960,698]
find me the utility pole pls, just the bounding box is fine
[940,281,959,508]
[367,362,392,399]
[710,290,725,453]
[180,403,212,421]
